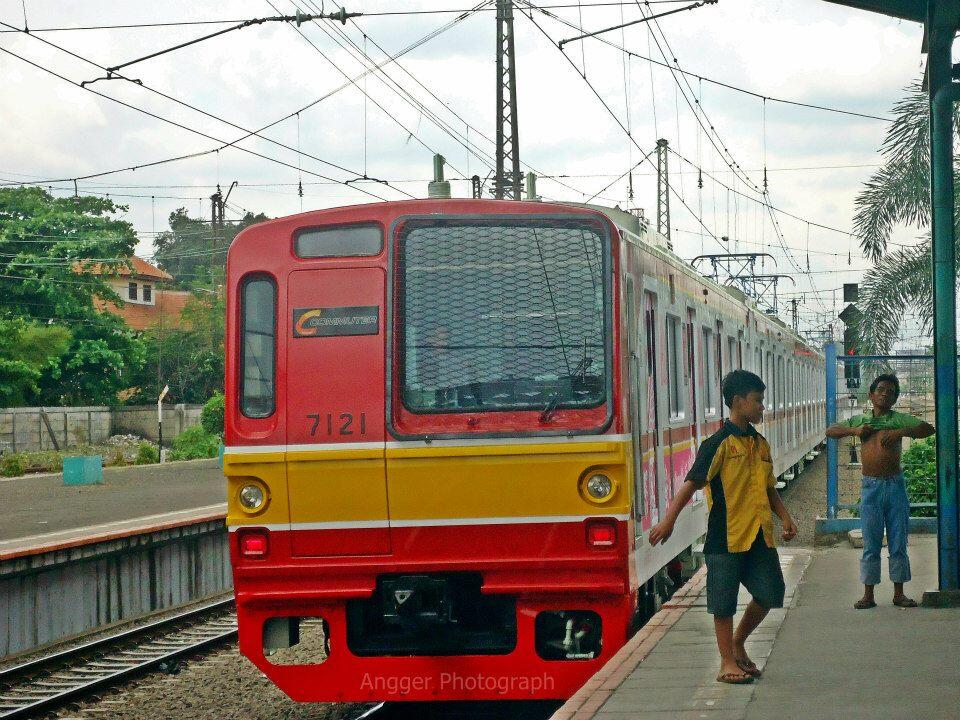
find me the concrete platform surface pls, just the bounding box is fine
[0,459,225,542]
[552,537,957,720]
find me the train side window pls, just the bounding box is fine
[777,356,785,409]
[240,276,277,418]
[665,315,683,419]
[685,309,698,424]
[702,327,716,415]
[295,223,383,258]
[727,337,738,370]
[766,351,774,410]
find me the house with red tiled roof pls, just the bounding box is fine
[87,257,194,331]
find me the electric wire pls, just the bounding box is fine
[520,1,891,122]
[0,8,483,193]
[0,3,698,33]
[521,7,724,246]
[0,20,414,200]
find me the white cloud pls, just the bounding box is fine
[0,0,934,333]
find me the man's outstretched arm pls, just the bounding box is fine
[826,423,871,439]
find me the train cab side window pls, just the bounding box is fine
[240,276,277,418]
[295,224,383,258]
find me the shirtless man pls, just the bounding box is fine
[826,374,934,609]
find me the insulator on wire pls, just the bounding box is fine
[298,181,304,197]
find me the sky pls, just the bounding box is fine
[0,0,945,339]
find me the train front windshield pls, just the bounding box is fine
[397,217,610,414]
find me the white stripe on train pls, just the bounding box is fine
[227,513,632,532]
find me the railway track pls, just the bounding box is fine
[0,596,236,719]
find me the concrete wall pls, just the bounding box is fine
[111,404,203,443]
[0,404,204,453]
[0,406,112,453]
[0,519,231,658]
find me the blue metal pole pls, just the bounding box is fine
[825,342,838,520]
[929,10,960,592]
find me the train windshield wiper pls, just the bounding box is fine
[539,391,562,423]
[539,353,594,422]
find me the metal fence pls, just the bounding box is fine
[824,343,937,531]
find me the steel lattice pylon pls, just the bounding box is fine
[656,138,671,250]
[494,0,521,200]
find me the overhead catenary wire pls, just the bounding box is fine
[523,0,846,323]
[0,2,700,32]
[288,0,616,203]
[0,47,394,202]
[0,20,412,201]
[0,7,487,194]
[266,0,491,184]
[520,1,891,122]
[520,7,729,249]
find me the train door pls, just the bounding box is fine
[666,308,698,490]
[664,313,683,500]
[625,278,645,537]
[643,291,663,523]
[284,268,389,556]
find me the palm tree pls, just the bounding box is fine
[853,80,960,353]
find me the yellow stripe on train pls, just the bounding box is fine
[223,440,632,528]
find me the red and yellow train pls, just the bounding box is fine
[224,199,824,703]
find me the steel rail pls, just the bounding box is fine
[0,596,236,719]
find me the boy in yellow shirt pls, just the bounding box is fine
[650,370,796,684]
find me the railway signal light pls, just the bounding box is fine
[839,290,861,389]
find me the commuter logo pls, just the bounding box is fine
[293,306,379,337]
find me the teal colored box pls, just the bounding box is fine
[63,455,103,486]
[218,443,224,469]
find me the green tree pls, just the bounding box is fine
[126,292,225,404]
[0,187,146,405]
[0,317,71,406]
[853,80,960,352]
[155,207,268,286]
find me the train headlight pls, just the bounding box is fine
[239,484,266,511]
[580,473,615,504]
[586,474,613,499]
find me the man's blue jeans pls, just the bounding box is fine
[860,474,911,585]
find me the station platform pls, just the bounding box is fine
[551,536,959,720]
[0,458,225,545]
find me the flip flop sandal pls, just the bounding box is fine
[854,599,877,609]
[717,672,754,685]
[893,597,918,608]
[737,659,762,678]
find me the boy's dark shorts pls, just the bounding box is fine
[704,537,785,617]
